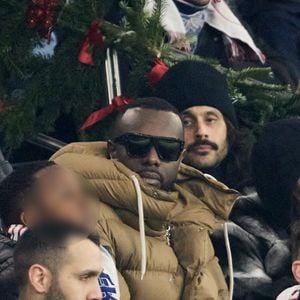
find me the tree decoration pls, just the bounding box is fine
[80,48,133,131]
[78,21,104,66]
[26,0,59,39]
[148,58,169,87]
[0,0,299,153]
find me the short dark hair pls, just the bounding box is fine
[14,222,100,290]
[0,161,55,228]
[120,97,179,115]
[111,97,180,138]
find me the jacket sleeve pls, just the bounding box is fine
[0,234,18,300]
[95,204,131,300]
[0,150,13,183]
[51,147,138,212]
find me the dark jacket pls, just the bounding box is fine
[213,119,300,299]
[213,193,295,300]
[0,150,13,183]
[0,233,17,300]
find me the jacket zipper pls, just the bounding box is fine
[165,225,172,246]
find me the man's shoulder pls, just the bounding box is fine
[178,162,238,192]
[51,141,135,181]
[50,141,122,181]
[0,233,15,289]
[51,141,107,159]
[177,163,240,221]
[0,233,15,254]
[97,201,122,222]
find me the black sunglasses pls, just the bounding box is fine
[114,133,184,162]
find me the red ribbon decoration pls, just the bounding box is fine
[80,96,133,131]
[148,58,169,87]
[79,21,104,66]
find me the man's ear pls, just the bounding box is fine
[107,140,117,159]
[292,260,300,283]
[20,208,38,228]
[28,264,52,294]
[20,211,27,226]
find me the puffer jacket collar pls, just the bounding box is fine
[51,141,239,230]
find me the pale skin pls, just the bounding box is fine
[181,106,229,170]
[292,255,300,286]
[290,179,300,286]
[20,238,103,300]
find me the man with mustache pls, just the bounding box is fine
[52,97,239,299]
[155,60,254,190]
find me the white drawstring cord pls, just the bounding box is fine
[224,222,234,300]
[105,48,114,104]
[131,175,147,280]
[112,50,121,96]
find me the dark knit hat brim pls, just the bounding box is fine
[155,60,238,127]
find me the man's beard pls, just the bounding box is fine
[45,277,66,300]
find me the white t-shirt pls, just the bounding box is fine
[277,285,300,300]
[99,246,120,300]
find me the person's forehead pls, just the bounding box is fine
[65,239,102,269]
[181,105,223,118]
[117,108,183,139]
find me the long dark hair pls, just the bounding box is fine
[223,119,255,191]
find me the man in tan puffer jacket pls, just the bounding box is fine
[51,98,239,300]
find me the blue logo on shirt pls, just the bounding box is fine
[99,272,117,300]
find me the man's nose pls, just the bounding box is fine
[143,146,161,166]
[195,121,209,139]
[88,284,102,300]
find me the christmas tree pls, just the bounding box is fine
[0,0,299,152]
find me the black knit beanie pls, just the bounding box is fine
[155,60,238,127]
[252,118,300,229]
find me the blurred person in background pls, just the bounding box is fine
[238,0,300,93]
